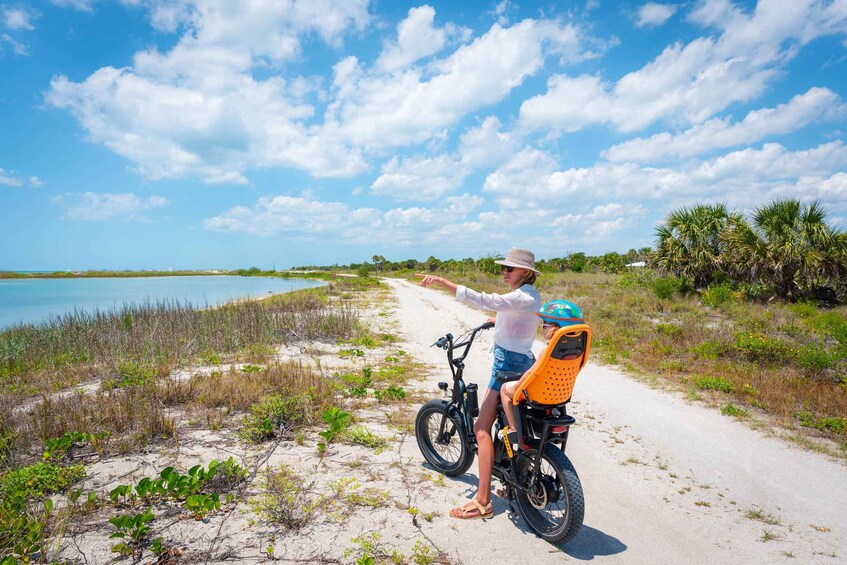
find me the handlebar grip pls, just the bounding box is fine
[433,334,451,349]
[480,321,494,330]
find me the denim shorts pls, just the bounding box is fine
[488,344,534,392]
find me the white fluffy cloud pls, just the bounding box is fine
[604,87,847,162]
[635,3,678,28]
[46,4,594,184]
[46,0,371,183]
[0,167,23,186]
[375,5,461,73]
[519,0,847,134]
[51,0,94,12]
[371,154,469,201]
[485,141,847,205]
[2,5,37,30]
[203,193,490,247]
[0,167,42,187]
[460,116,521,169]
[51,192,170,220]
[330,18,588,148]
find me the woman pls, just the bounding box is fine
[417,247,542,519]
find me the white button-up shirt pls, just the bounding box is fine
[455,283,541,357]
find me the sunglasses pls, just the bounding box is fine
[502,266,515,273]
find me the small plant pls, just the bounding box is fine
[42,430,106,462]
[339,348,365,358]
[0,461,85,499]
[109,508,155,556]
[345,486,390,508]
[761,528,778,542]
[374,385,406,401]
[104,359,159,389]
[746,506,781,525]
[250,465,318,530]
[731,332,790,363]
[796,412,846,434]
[346,532,404,564]
[692,375,734,393]
[721,403,748,418]
[345,426,387,449]
[351,335,379,348]
[411,540,435,565]
[184,493,221,519]
[702,284,736,307]
[242,364,263,373]
[689,340,728,360]
[241,393,309,443]
[317,407,351,451]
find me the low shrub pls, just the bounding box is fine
[240,393,311,443]
[0,461,85,499]
[652,277,679,300]
[689,340,728,360]
[721,403,748,417]
[702,284,736,308]
[796,412,846,434]
[796,345,839,373]
[692,375,734,393]
[251,465,318,530]
[731,332,791,363]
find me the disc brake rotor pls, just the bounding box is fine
[528,475,559,509]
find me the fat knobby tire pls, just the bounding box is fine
[514,443,585,544]
[415,399,474,477]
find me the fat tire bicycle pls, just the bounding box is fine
[414,322,585,544]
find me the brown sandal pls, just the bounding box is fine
[449,498,494,520]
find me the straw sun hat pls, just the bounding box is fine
[494,247,540,274]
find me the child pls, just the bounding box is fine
[500,300,584,435]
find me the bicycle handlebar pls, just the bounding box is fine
[431,321,493,374]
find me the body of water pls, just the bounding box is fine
[0,275,325,331]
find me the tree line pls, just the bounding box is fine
[289,198,846,305]
[294,248,653,278]
[654,199,847,303]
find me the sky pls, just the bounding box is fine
[1,0,846,271]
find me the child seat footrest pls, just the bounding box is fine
[527,414,576,427]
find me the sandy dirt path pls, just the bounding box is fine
[384,277,847,564]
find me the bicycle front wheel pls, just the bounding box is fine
[514,443,584,544]
[415,399,474,477]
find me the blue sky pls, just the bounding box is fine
[1,0,846,271]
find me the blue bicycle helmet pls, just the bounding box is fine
[536,300,584,327]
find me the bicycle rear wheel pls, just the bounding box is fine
[415,399,474,477]
[513,443,584,544]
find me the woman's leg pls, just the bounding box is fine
[472,387,500,506]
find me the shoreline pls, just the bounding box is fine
[0,275,328,332]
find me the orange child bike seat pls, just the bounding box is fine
[511,324,591,406]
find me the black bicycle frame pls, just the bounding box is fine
[434,322,493,452]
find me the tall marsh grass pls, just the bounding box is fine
[0,280,370,465]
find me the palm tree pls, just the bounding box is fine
[654,203,738,288]
[722,199,846,301]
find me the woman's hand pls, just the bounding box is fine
[416,274,444,288]
[415,274,458,293]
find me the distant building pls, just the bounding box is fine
[625,261,646,268]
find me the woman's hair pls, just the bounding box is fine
[517,270,537,286]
